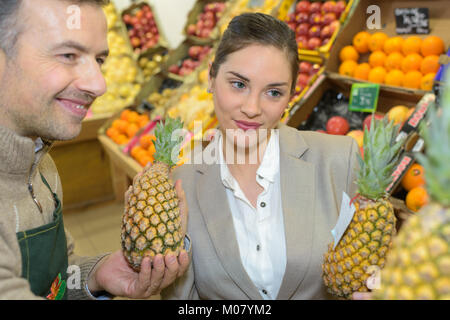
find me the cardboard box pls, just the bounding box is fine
[326,0,450,95]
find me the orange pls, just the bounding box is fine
[353,31,371,53]
[368,66,387,84]
[420,55,440,74]
[383,36,404,54]
[106,127,119,138]
[138,154,153,167]
[354,63,371,80]
[112,119,128,134]
[339,45,359,62]
[127,111,140,124]
[385,69,405,87]
[339,60,358,77]
[368,32,388,52]
[139,134,154,149]
[131,145,146,159]
[403,70,422,89]
[406,186,429,212]
[401,53,423,73]
[126,123,140,138]
[402,36,422,55]
[420,35,445,57]
[402,163,426,191]
[369,50,387,68]
[384,52,404,71]
[420,72,436,91]
[138,114,150,128]
[148,143,156,156]
[120,109,131,121]
[115,134,129,145]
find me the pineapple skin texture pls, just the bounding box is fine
[121,162,184,272]
[322,197,396,299]
[375,203,450,300]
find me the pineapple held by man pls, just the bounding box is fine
[322,117,404,299]
[375,75,450,300]
[121,117,185,272]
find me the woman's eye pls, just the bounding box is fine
[96,57,106,65]
[231,81,246,89]
[267,89,282,97]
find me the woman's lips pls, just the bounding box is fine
[234,120,262,131]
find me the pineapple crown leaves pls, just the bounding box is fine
[416,72,450,207]
[153,117,185,168]
[356,116,405,200]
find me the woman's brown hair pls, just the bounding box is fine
[210,12,299,94]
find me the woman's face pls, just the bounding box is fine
[209,44,293,151]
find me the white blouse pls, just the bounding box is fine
[216,130,287,300]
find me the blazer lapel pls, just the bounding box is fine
[276,125,316,299]
[195,162,262,300]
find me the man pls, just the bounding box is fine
[0,0,189,299]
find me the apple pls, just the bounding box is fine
[347,130,364,148]
[363,114,384,131]
[123,14,132,24]
[309,13,323,26]
[310,2,322,13]
[307,37,322,50]
[296,35,309,49]
[179,67,192,76]
[130,37,140,48]
[287,13,296,23]
[296,1,311,13]
[168,65,180,74]
[288,23,296,32]
[328,20,340,33]
[323,12,337,25]
[310,63,321,75]
[334,1,346,18]
[299,61,312,74]
[322,1,337,14]
[326,116,349,135]
[296,12,309,24]
[320,25,334,39]
[188,46,202,59]
[296,23,310,36]
[298,73,310,87]
[322,37,331,46]
[308,25,321,38]
[387,105,410,125]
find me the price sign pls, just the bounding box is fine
[394,8,430,34]
[349,83,380,113]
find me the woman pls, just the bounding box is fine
[162,12,359,300]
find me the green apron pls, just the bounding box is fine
[16,173,68,300]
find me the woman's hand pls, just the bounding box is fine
[352,292,373,300]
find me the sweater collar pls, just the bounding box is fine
[0,124,53,175]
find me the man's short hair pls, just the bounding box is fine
[0,0,110,56]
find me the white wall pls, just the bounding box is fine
[112,0,197,48]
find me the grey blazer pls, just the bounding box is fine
[162,124,359,300]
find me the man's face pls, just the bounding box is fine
[0,0,108,140]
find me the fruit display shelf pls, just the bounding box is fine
[326,0,450,96]
[122,2,169,57]
[165,40,214,82]
[184,0,229,45]
[278,0,355,60]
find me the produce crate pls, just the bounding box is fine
[278,0,355,60]
[121,2,169,56]
[287,75,425,131]
[164,40,214,82]
[184,0,229,45]
[326,0,450,95]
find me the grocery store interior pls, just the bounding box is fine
[55,0,449,299]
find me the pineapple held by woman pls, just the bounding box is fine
[322,117,404,299]
[375,76,450,300]
[121,117,186,271]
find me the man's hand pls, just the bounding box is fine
[87,249,189,299]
